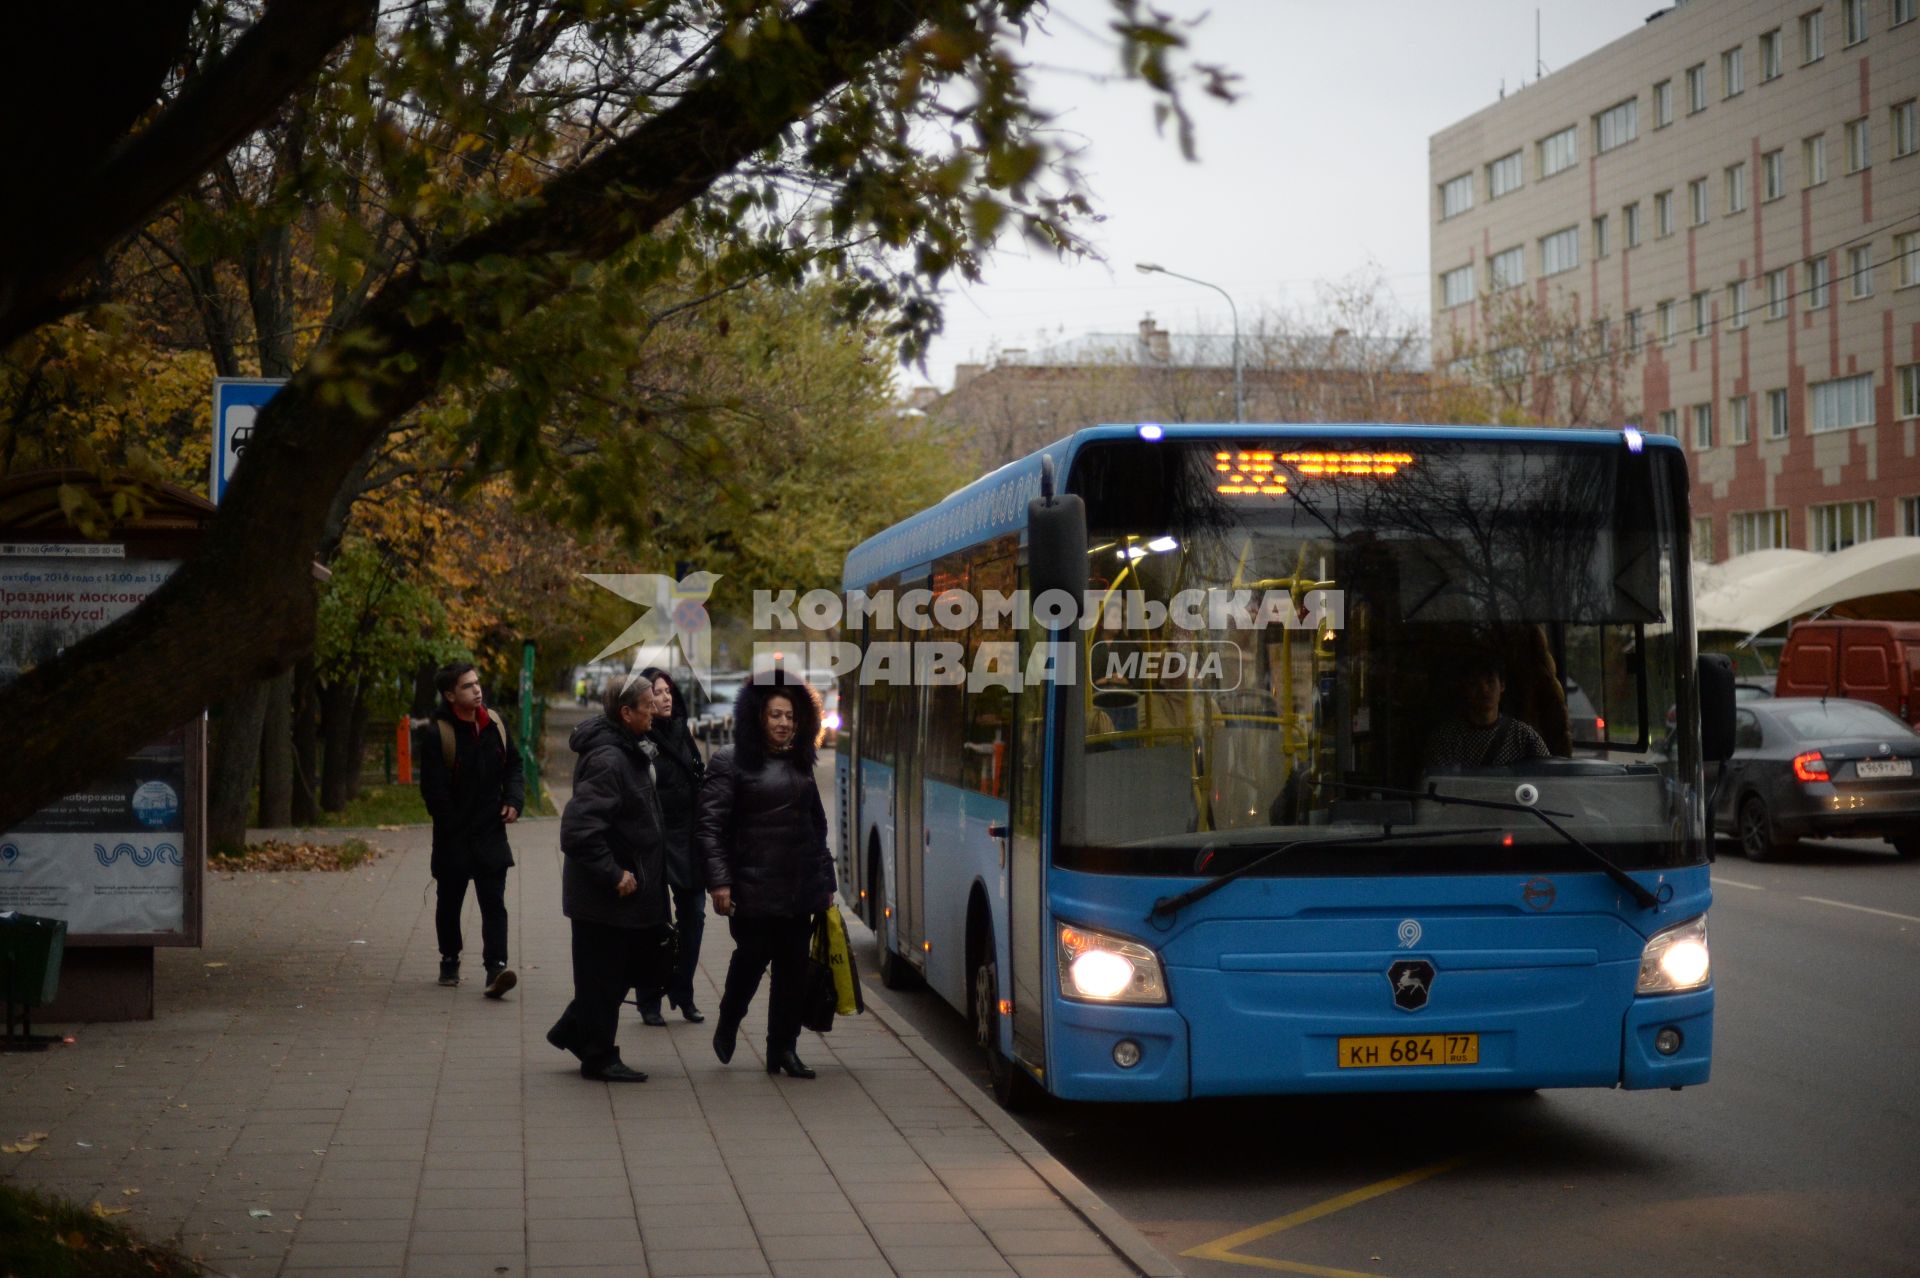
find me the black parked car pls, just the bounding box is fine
[1712,697,1920,861]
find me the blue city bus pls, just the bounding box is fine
[834,423,1733,1104]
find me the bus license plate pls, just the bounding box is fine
[1855,759,1913,778]
[1338,1034,1479,1068]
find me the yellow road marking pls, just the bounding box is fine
[1183,1153,1473,1276]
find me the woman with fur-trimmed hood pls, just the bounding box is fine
[694,669,835,1079]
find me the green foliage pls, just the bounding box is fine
[314,538,468,717]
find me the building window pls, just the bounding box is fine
[1623,201,1642,246]
[1895,100,1917,157]
[1905,496,1920,537]
[1810,371,1875,432]
[1440,264,1475,309]
[1845,0,1868,43]
[1849,245,1874,297]
[1732,509,1790,554]
[1655,189,1675,236]
[1538,126,1578,178]
[1593,213,1611,259]
[1488,150,1524,199]
[1626,309,1643,349]
[1763,149,1786,199]
[1686,63,1708,113]
[1439,173,1474,219]
[1722,46,1745,97]
[1657,300,1676,344]
[1689,177,1709,226]
[1539,226,1579,277]
[1766,267,1791,318]
[1728,279,1750,328]
[1654,79,1674,127]
[1767,387,1791,438]
[1761,27,1784,78]
[1899,364,1920,418]
[1897,0,1916,26]
[1804,133,1828,184]
[1595,98,1638,152]
[1693,516,1716,560]
[1729,395,1753,444]
[1658,408,1679,436]
[1807,255,1831,308]
[1899,232,1920,287]
[1801,8,1825,62]
[1692,403,1715,449]
[1490,245,1525,289]
[1726,162,1749,212]
[1691,291,1711,336]
[1845,117,1871,172]
[1810,500,1874,551]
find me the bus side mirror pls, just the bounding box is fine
[1698,653,1736,763]
[1028,474,1087,601]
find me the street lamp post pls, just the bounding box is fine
[1136,261,1244,422]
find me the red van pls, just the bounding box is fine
[1775,620,1920,727]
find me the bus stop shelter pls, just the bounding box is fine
[1695,537,1920,636]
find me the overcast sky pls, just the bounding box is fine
[908,0,1675,391]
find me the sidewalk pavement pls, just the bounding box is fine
[0,806,1176,1278]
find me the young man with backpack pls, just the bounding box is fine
[420,662,525,997]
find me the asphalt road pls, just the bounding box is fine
[834,787,1920,1277]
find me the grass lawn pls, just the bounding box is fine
[307,782,556,829]
[0,1180,200,1277]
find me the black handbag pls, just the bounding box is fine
[635,922,676,994]
[801,913,837,1034]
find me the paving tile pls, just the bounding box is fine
[988,1228,1118,1257]
[291,1216,414,1243]
[1008,1258,1138,1278]
[406,1228,528,1256]
[642,1248,774,1277]
[882,1244,1021,1273]
[280,1239,411,1268]
[526,1236,653,1267]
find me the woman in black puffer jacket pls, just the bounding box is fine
[695,670,834,1079]
[636,667,706,1026]
[545,674,668,1084]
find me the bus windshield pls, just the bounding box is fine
[1056,435,1704,877]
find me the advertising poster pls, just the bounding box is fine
[0,553,190,937]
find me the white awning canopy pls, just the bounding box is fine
[1694,537,1920,635]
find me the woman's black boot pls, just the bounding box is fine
[712,1018,739,1064]
[767,1049,816,1079]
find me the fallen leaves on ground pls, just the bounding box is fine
[89,1202,131,1218]
[211,839,383,873]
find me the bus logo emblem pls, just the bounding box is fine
[1522,877,1557,911]
[1389,960,1434,1011]
[1396,920,1421,949]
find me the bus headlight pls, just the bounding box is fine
[1057,924,1168,1004]
[1636,914,1710,995]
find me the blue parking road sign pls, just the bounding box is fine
[211,378,286,505]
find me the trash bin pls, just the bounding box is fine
[0,911,64,1006]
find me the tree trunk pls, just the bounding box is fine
[207,681,269,855]
[291,657,320,825]
[257,669,294,828]
[344,685,372,802]
[318,678,358,813]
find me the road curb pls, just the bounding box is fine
[858,981,1186,1277]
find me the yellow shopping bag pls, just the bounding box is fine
[823,906,864,1016]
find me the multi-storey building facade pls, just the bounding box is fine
[1431,0,1920,561]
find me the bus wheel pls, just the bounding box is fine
[972,945,1038,1111]
[872,875,918,990]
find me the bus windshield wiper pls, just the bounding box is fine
[1313,779,1662,910]
[1148,825,1502,922]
